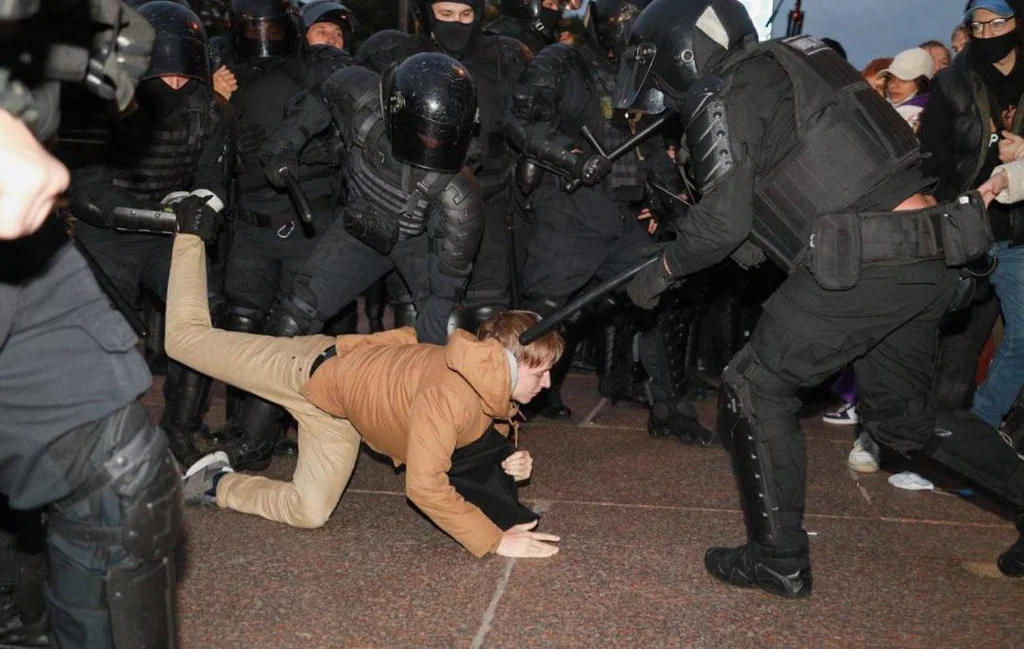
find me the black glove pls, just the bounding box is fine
[236,122,267,154]
[172,194,219,244]
[626,253,677,310]
[573,153,613,187]
[260,148,299,188]
[299,138,339,167]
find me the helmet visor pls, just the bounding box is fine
[234,18,298,59]
[389,115,476,173]
[614,42,666,114]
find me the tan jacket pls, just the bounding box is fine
[301,327,518,557]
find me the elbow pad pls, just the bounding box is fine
[436,169,484,276]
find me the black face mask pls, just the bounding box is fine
[432,20,476,56]
[971,31,1018,65]
[534,7,561,41]
[135,77,195,115]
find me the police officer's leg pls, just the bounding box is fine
[385,272,417,328]
[364,279,388,333]
[145,238,219,469]
[220,221,280,426]
[459,192,513,330]
[932,290,1001,410]
[0,504,47,644]
[518,190,610,419]
[638,292,714,445]
[42,403,182,649]
[222,222,392,470]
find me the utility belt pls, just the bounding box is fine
[236,208,299,238]
[805,192,992,291]
[309,344,337,378]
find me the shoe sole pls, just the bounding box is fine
[184,451,230,478]
[848,462,879,474]
[822,418,859,425]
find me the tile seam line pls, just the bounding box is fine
[343,489,1013,529]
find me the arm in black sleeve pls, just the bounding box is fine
[504,45,581,174]
[191,97,235,207]
[67,164,142,227]
[917,75,959,200]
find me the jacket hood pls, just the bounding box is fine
[445,330,513,418]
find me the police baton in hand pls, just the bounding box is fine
[518,255,661,345]
[563,115,668,192]
[279,167,314,225]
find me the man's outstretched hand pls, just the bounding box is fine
[496,521,560,558]
[0,109,69,240]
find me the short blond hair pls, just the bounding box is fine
[477,310,565,369]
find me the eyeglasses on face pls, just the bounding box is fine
[968,17,1014,37]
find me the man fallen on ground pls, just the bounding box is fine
[163,226,565,558]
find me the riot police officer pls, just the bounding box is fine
[357,0,532,330]
[216,52,485,470]
[215,0,350,451]
[0,1,184,645]
[69,1,234,470]
[485,0,564,54]
[300,0,356,52]
[617,0,1024,596]
[504,0,712,439]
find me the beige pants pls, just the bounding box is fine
[165,235,361,528]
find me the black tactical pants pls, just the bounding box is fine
[724,261,958,551]
[465,190,514,309]
[223,219,320,319]
[286,215,463,345]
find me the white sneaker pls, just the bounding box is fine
[823,403,859,425]
[847,432,879,473]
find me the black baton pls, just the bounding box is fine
[565,115,668,192]
[518,254,660,345]
[280,167,314,225]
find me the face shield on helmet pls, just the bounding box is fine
[613,0,756,113]
[613,40,667,113]
[138,1,211,83]
[380,52,479,172]
[230,0,300,60]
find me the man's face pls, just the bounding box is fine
[926,45,950,74]
[433,2,475,23]
[306,22,344,49]
[511,363,553,404]
[952,29,968,54]
[969,8,1016,39]
[160,74,190,90]
[542,0,560,9]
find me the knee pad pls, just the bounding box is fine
[223,305,265,334]
[45,407,182,649]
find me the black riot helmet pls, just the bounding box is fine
[582,0,650,56]
[299,1,356,51]
[500,0,563,42]
[381,52,478,172]
[137,2,210,83]
[229,0,300,60]
[414,0,486,57]
[613,0,756,114]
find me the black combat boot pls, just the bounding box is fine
[704,542,812,598]
[647,400,715,446]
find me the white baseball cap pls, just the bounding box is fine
[876,47,935,81]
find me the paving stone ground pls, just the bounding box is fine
[145,355,1024,649]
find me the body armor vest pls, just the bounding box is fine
[744,36,921,271]
[561,43,644,199]
[344,116,448,241]
[234,56,335,196]
[109,85,215,202]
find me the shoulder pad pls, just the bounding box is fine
[322,66,380,111]
[518,43,578,94]
[495,35,533,65]
[355,30,424,73]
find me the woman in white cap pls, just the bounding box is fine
[877,47,935,132]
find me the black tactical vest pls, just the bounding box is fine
[109,84,217,203]
[745,36,921,270]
